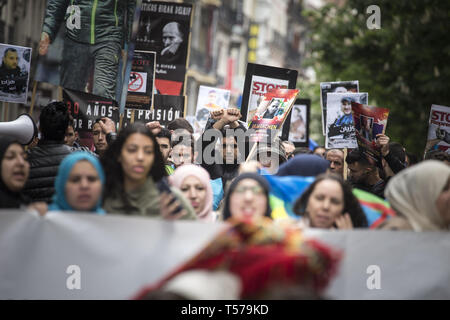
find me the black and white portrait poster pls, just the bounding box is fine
[123,94,185,128]
[0,43,31,104]
[36,1,138,101]
[326,92,368,149]
[281,99,310,147]
[126,50,156,110]
[320,80,359,135]
[241,63,298,123]
[136,1,193,96]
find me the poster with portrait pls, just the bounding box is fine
[320,80,359,135]
[425,104,450,155]
[136,1,193,96]
[241,63,298,123]
[0,44,31,104]
[325,92,368,149]
[352,102,389,166]
[123,94,185,128]
[249,88,300,143]
[280,99,310,147]
[35,1,139,102]
[126,50,156,110]
[63,88,120,150]
[193,86,231,135]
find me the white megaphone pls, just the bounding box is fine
[0,113,38,145]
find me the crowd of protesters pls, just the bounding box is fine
[1,100,449,299]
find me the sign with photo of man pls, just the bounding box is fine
[280,99,310,147]
[325,92,368,149]
[320,80,359,135]
[425,104,450,155]
[0,44,31,104]
[193,86,231,135]
[241,63,298,123]
[136,1,193,96]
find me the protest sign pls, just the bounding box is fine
[241,63,297,123]
[280,99,310,147]
[248,88,299,144]
[425,104,450,155]
[192,86,231,135]
[123,94,185,128]
[352,102,389,165]
[63,88,120,150]
[320,81,359,135]
[126,50,156,110]
[136,1,193,96]
[0,44,31,104]
[326,92,368,149]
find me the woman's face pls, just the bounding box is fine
[65,160,102,211]
[229,178,267,222]
[119,133,155,187]
[436,177,450,226]
[1,143,29,192]
[180,175,207,215]
[306,179,345,229]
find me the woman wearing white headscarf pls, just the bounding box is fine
[382,160,450,231]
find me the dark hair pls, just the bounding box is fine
[156,128,172,140]
[101,124,166,206]
[405,151,419,166]
[39,101,70,141]
[3,48,17,58]
[293,174,368,228]
[388,142,406,163]
[167,118,193,134]
[345,149,371,166]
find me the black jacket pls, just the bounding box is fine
[23,140,73,203]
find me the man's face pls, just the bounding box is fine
[282,142,295,159]
[172,144,193,168]
[342,100,352,114]
[162,23,183,49]
[92,123,108,154]
[3,51,18,70]
[222,136,238,164]
[267,100,279,114]
[326,150,344,176]
[64,126,77,146]
[348,162,368,184]
[207,92,217,104]
[156,137,171,164]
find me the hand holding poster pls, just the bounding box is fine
[326,92,368,149]
[0,43,31,104]
[352,102,389,165]
[320,81,359,135]
[193,86,231,135]
[249,88,300,143]
[425,104,450,155]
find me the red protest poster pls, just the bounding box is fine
[352,102,389,165]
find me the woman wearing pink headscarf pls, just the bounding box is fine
[170,165,216,222]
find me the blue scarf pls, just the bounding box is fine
[49,152,105,214]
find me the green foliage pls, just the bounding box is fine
[302,0,450,156]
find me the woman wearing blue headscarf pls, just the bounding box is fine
[49,152,105,214]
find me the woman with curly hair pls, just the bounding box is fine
[101,123,196,219]
[293,173,368,229]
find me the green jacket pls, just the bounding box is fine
[42,0,135,45]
